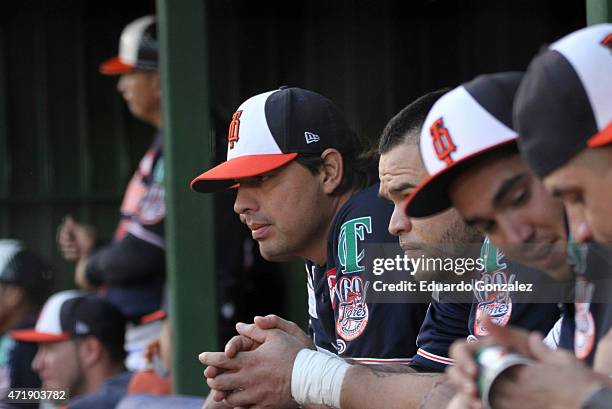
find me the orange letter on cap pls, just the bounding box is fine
[228,110,243,149]
[430,117,456,165]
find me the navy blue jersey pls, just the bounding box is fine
[467,238,560,341]
[558,242,612,365]
[412,237,560,372]
[412,300,472,371]
[307,183,429,363]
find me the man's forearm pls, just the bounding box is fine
[339,365,442,409]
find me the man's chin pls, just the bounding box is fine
[259,245,296,263]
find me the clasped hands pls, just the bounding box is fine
[199,315,316,409]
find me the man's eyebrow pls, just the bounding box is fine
[492,173,528,206]
[389,182,416,193]
[378,182,416,199]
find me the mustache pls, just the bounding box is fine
[240,214,273,225]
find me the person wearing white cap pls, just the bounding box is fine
[56,15,165,372]
[11,290,130,409]
[391,50,612,409]
[197,82,560,409]
[0,240,53,409]
[515,24,612,246]
[194,87,433,409]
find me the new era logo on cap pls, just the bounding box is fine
[406,72,522,218]
[305,132,320,144]
[190,87,355,193]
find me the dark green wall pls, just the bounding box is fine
[0,1,155,289]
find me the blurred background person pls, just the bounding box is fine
[56,15,165,371]
[11,291,130,409]
[0,240,53,409]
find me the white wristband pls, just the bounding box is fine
[291,348,350,409]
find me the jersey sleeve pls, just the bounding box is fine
[85,232,165,286]
[411,301,472,372]
[305,262,338,354]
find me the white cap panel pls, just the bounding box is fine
[0,240,23,276]
[227,90,283,160]
[420,86,517,176]
[551,24,612,131]
[35,290,83,335]
[119,15,155,66]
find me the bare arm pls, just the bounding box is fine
[340,365,443,409]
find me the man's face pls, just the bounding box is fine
[544,147,612,245]
[117,71,160,125]
[234,160,334,263]
[379,143,479,280]
[449,152,569,280]
[32,340,83,394]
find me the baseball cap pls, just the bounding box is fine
[0,240,53,305]
[405,72,523,218]
[100,15,158,75]
[515,24,612,177]
[11,290,126,347]
[190,87,357,193]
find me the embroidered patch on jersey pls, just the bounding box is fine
[138,184,166,225]
[337,217,372,274]
[574,302,596,360]
[474,238,513,337]
[335,276,369,341]
[474,298,512,337]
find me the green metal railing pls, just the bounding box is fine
[157,0,217,396]
[587,0,612,23]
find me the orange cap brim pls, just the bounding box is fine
[190,153,298,193]
[10,329,71,343]
[140,309,167,324]
[587,121,612,148]
[99,56,134,75]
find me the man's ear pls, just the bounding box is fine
[319,148,344,195]
[77,336,104,368]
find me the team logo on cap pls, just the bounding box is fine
[601,33,612,51]
[228,110,243,149]
[430,118,456,165]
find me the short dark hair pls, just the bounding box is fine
[378,88,449,154]
[295,135,377,196]
[73,336,127,366]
